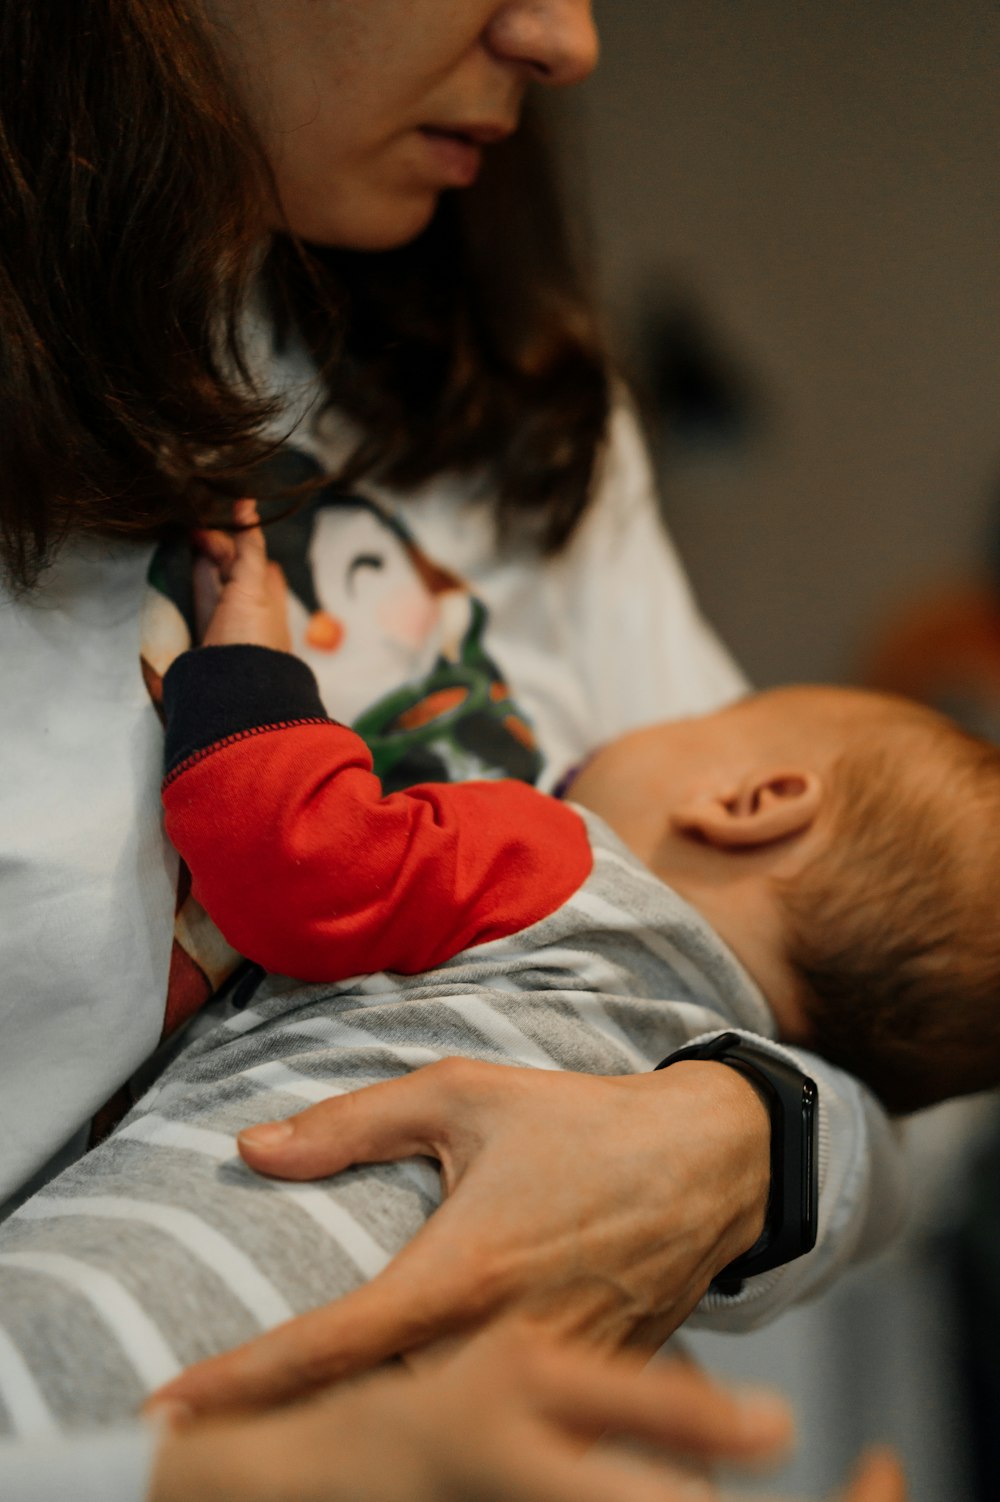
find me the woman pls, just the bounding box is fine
[0,0,903,1495]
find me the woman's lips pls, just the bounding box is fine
[417,127,485,188]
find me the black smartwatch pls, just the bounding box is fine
[655,1032,818,1290]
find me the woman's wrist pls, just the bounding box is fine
[655,1060,771,1270]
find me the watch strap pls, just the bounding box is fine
[655,1032,818,1287]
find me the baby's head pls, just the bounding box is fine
[567,687,1000,1114]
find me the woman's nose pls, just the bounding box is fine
[486,1,600,88]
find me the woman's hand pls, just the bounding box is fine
[151,1324,907,1502]
[149,1058,770,1415]
[151,1321,795,1502]
[194,499,292,652]
[840,1451,909,1502]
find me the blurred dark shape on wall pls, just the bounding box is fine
[638,295,764,455]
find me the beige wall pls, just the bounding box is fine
[574,0,1000,685]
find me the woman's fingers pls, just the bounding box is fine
[535,1348,793,1463]
[838,1449,908,1502]
[505,1435,718,1502]
[236,1058,480,1178]
[151,1325,794,1502]
[415,1329,783,1502]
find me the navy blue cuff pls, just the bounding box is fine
[163,645,330,777]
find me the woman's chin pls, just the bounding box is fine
[284,188,442,252]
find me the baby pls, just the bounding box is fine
[1,504,995,1434]
[164,502,1000,1117]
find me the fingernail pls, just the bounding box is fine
[240,1121,294,1149]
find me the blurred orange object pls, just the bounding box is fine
[864,582,1000,716]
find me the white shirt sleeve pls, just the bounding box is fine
[0,1423,157,1502]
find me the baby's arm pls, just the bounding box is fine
[163,508,592,982]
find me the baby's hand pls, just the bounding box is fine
[196,500,292,652]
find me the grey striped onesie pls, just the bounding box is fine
[0,809,901,1442]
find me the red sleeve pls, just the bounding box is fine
[162,667,592,982]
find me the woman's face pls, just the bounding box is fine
[205,0,599,249]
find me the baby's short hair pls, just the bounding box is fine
[780,704,1000,1114]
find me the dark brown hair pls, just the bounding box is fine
[781,710,1000,1114]
[0,2,610,593]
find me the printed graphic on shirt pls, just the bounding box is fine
[255,449,542,792]
[137,448,542,1048]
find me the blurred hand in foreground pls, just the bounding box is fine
[836,1449,908,1502]
[151,1323,907,1502]
[152,1321,791,1502]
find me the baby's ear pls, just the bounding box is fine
[672,769,823,850]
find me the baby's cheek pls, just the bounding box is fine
[377,588,440,649]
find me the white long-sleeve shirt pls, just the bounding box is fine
[0,405,904,1499]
